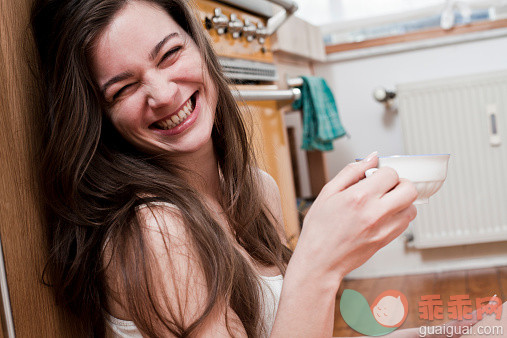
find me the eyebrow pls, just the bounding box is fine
[101,33,180,94]
[101,71,134,94]
[149,32,179,61]
[101,72,134,94]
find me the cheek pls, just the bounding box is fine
[184,48,213,86]
[108,112,137,139]
[109,98,145,127]
[203,73,218,107]
[109,109,130,131]
[177,49,205,80]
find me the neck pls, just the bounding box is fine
[169,139,220,201]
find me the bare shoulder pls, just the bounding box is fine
[104,202,247,336]
[134,203,195,262]
[256,169,287,245]
[136,202,188,244]
[257,168,282,207]
[103,203,192,308]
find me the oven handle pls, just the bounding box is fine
[232,88,301,102]
[265,0,299,35]
[218,0,298,36]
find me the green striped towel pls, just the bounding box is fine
[292,76,346,151]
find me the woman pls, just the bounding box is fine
[30,0,418,336]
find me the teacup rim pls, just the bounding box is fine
[355,153,450,161]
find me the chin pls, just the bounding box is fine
[156,132,213,155]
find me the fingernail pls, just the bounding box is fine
[363,151,378,163]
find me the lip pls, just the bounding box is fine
[152,91,200,136]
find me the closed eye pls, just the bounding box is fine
[113,83,135,100]
[158,46,182,67]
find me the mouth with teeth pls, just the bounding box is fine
[150,92,197,130]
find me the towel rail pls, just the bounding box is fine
[233,88,301,102]
[373,87,397,103]
[287,77,303,88]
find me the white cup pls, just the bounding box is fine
[364,154,450,204]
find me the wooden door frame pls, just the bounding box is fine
[0,0,83,336]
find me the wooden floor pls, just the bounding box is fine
[333,266,507,337]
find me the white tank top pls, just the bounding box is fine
[105,274,283,337]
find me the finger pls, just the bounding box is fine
[380,178,418,214]
[377,205,417,248]
[350,166,400,197]
[326,152,378,193]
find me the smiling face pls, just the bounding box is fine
[90,0,218,156]
[372,295,405,327]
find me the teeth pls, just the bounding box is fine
[153,95,195,130]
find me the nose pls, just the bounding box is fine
[145,72,178,109]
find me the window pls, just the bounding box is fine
[293,0,506,46]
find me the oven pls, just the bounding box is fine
[193,0,301,247]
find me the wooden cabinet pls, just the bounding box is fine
[238,97,300,249]
[0,0,83,336]
[271,15,326,62]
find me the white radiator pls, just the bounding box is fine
[397,70,507,249]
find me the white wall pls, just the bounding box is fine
[313,34,507,278]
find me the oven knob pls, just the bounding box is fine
[242,19,256,42]
[212,8,228,35]
[256,22,267,44]
[228,13,243,39]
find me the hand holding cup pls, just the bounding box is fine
[364,154,450,204]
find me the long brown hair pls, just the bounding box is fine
[30,0,291,336]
